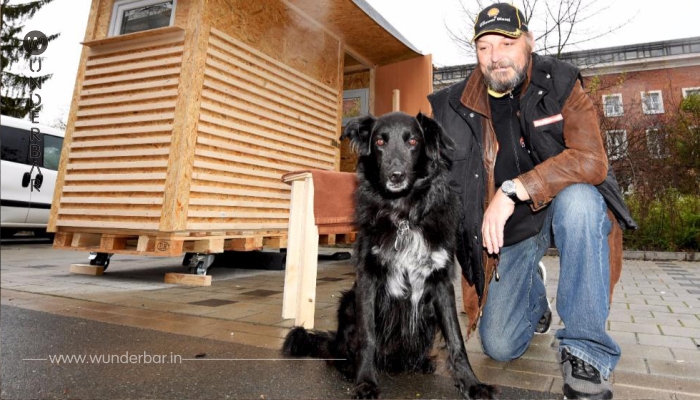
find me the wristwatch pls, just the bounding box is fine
[500,180,520,203]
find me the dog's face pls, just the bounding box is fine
[342,112,450,195]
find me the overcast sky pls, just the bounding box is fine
[7,0,698,127]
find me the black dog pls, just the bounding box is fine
[282,112,496,399]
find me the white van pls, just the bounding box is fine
[1,115,64,238]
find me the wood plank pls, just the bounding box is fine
[199,112,335,157]
[164,273,211,287]
[188,197,288,210]
[85,56,182,77]
[71,232,101,247]
[66,160,168,170]
[83,26,184,49]
[187,210,289,219]
[100,235,127,250]
[59,209,163,217]
[193,159,282,180]
[189,184,290,200]
[224,237,263,251]
[83,67,181,87]
[64,172,167,181]
[194,149,296,173]
[185,222,288,230]
[87,46,184,67]
[61,196,163,205]
[319,234,336,246]
[57,220,160,230]
[263,236,287,248]
[196,136,332,170]
[70,136,172,148]
[70,264,104,276]
[61,185,165,193]
[80,79,179,96]
[184,238,225,253]
[52,231,74,248]
[72,124,173,138]
[76,101,176,117]
[191,170,289,191]
[78,89,178,107]
[73,113,175,128]
[153,238,184,256]
[137,235,155,252]
[68,148,170,159]
[282,176,308,319]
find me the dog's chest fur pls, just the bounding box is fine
[371,226,449,308]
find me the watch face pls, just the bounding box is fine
[502,180,516,194]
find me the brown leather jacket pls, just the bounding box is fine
[431,54,624,337]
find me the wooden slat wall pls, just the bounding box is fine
[188,27,340,231]
[56,30,186,231]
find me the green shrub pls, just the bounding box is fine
[623,190,700,251]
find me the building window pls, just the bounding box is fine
[641,90,664,114]
[682,87,700,98]
[109,0,176,37]
[645,128,668,158]
[606,130,627,160]
[603,94,623,117]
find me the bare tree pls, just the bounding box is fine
[447,0,636,61]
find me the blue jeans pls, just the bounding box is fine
[478,184,620,378]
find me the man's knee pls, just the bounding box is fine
[553,184,606,225]
[480,331,528,362]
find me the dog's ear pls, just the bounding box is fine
[417,112,454,162]
[341,115,376,156]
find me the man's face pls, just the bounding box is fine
[475,33,531,93]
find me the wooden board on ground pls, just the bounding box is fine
[164,273,212,286]
[70,264,104,276]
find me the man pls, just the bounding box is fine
[428,3,637,399]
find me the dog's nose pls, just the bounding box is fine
[390,171,406,183]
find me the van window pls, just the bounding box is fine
[43,134,63,170]
[0,125,30,164]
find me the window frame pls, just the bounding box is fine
[682,87,700,98]
[605,129,628,160]
[108,0,177,37]
[603,93,624,117]
[641,90,665,114]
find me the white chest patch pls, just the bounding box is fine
[372,229,449,309]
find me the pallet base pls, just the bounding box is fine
[164,273,212,286]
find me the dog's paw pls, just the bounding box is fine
[465,382,498,399]
[352,381,380,399]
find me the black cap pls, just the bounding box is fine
[473,3,528,42]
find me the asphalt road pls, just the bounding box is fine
[0,305,551,399]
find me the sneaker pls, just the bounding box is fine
[560,348,613,400]
[535,261,552,334]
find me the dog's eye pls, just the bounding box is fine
[376,139,385,146]
[408,138,417,146]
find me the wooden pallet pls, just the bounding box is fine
[52,230,287,256]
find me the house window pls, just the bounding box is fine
[109,0,176,37]
[645,128,668,158]
[603,94,623,117]
[641,90,664,114]
[682,87,700,98]
[605,130,627,160]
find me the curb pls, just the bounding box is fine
[544,249,698,262]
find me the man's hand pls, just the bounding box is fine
[481,189,515,254]
[481,179,529,254]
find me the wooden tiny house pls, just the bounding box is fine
[49,0,433,260]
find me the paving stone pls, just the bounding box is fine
[659,326,700,339]
[629,303,673,313]
[609,330,639,344]
[614,354,649,374]
[610,321,661,334]
[613,370,700,393]
[619,343,675,361]
[637,333,698,350]
[646,359,700,380]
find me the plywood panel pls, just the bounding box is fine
[54,28,186,231]
[375,55,434,117]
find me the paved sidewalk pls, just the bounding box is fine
[1,241,699,399]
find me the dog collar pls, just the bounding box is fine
[394,220,410,250]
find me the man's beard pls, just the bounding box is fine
[483,56,529,93]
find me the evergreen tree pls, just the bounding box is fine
[1,0,59,119]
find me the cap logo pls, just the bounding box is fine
[487,8,500,17]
